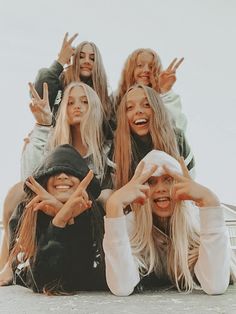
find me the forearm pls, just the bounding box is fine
[103,215,140,296]
[20,125,51,180]
[194,205,231,295]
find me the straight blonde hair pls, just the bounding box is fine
[114,84,179,189]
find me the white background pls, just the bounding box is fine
[0,0,235,215]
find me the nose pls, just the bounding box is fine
[143,63,150,73]
[135,105,144,114]
[84,54,91,64]
[73,100,81,109]
[155,181,168,193]
[56,173,69,179]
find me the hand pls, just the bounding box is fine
[164,158,220,207]
[29,82,52,125]
[159,58,184,93]
[57,32,78,66]
[52,170,94,227]
[25,176,63,216]
[106,161,157,218]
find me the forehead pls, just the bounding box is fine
[69,86,86,98]
[81,43,94,54]
[127,88,146,103]
[136,51,153,63]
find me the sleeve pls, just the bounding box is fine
[34,61,64,115]
[175,128,196,178]
[194,206,231,295]
[161,90,187,133]
[20,124,51,180]
[103,214,140,296]
[26,222,70,293]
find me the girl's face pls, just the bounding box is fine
[47,172,80,203]
[148,175,175,218]
[67,86,89,125]
[134,52,154,86]
[79,43,94,77]
[126,88,153,138]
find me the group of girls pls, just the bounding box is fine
[0,32,235,296]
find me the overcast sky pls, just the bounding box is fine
[0,0,235,214]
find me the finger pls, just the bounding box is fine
[62,32,68,45]
[78,170,94,190]
[68,218,75,225]
[25,180,39,194]
[43,82,48,102]
[178,157,191,179]
[81,190,89,203]
[139,164,158,183]
[133,161,145,179]
[166,58,177,71]
[28,82,40,100]
[26,195,41,209]
[68,33,78,45]
[173,57,184,71]
[162,165,185,182]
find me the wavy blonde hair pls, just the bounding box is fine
[49,82,105,181]
[114,84,179,189]
[131,200,201,292]
[115,48,162,109]
[62,41,112,120]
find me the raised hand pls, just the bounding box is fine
[163,158,220,207]
[25,176,63,216]
[106,161,157,218]
[52,170,94,227]
[158,58,184,93]
[29,82,52,125]
[57,32,78,66]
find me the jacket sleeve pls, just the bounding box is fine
[34,60,64,114]
[174,128,196,178]
[27,222,70,293]
[161,90,187,133]
[194,206,231,295]
[103,213,140,296]
[21,125,51,180]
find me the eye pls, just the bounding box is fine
[163,176,173,184]
[90,55,95,61]
[80,53,85,59]
[126,104,134,111]
[143,102,150,108]
[82,100,88,105]
[147,177,157,186]
[68,100,74,106]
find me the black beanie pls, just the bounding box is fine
[25,144,101,200]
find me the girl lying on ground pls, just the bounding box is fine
[103,150,236,295]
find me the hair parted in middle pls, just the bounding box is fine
[114,84,179,189]
[62,41,113,120]
[115,48,163,109]
[49,82,105,181]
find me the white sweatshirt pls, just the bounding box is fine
[103,206,231,296]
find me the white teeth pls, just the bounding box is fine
[134,119,147,125]
[55,185,71,189]
[155,197,170,202]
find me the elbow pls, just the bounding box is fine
[109,285,134,297]
[202,279,229,295]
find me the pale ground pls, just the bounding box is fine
[0,285,236,314]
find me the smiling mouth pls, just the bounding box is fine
[154,197,171,209]
[55,185,72,190]
[134,118,148,126]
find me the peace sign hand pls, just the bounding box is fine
[159,58,184,93]
[52,170,94,227]
[29,82,52,125]
[57,32,78,66]
[25,176,63,216]
[163,158,220,207]
[106,162,157,218]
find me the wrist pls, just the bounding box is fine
[106,196,124,218]
[52,216,67,228]
[57,57,66,67]
[36,122,52,127]
[198,188,220,207]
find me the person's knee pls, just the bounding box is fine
[3,182,25,225]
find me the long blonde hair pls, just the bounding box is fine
[131,200,200,292]
[62,41,112,120]
[115,48,162,109]
[114,84,179,189]
[49,82,105,181]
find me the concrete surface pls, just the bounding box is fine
[0,285,236,314]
